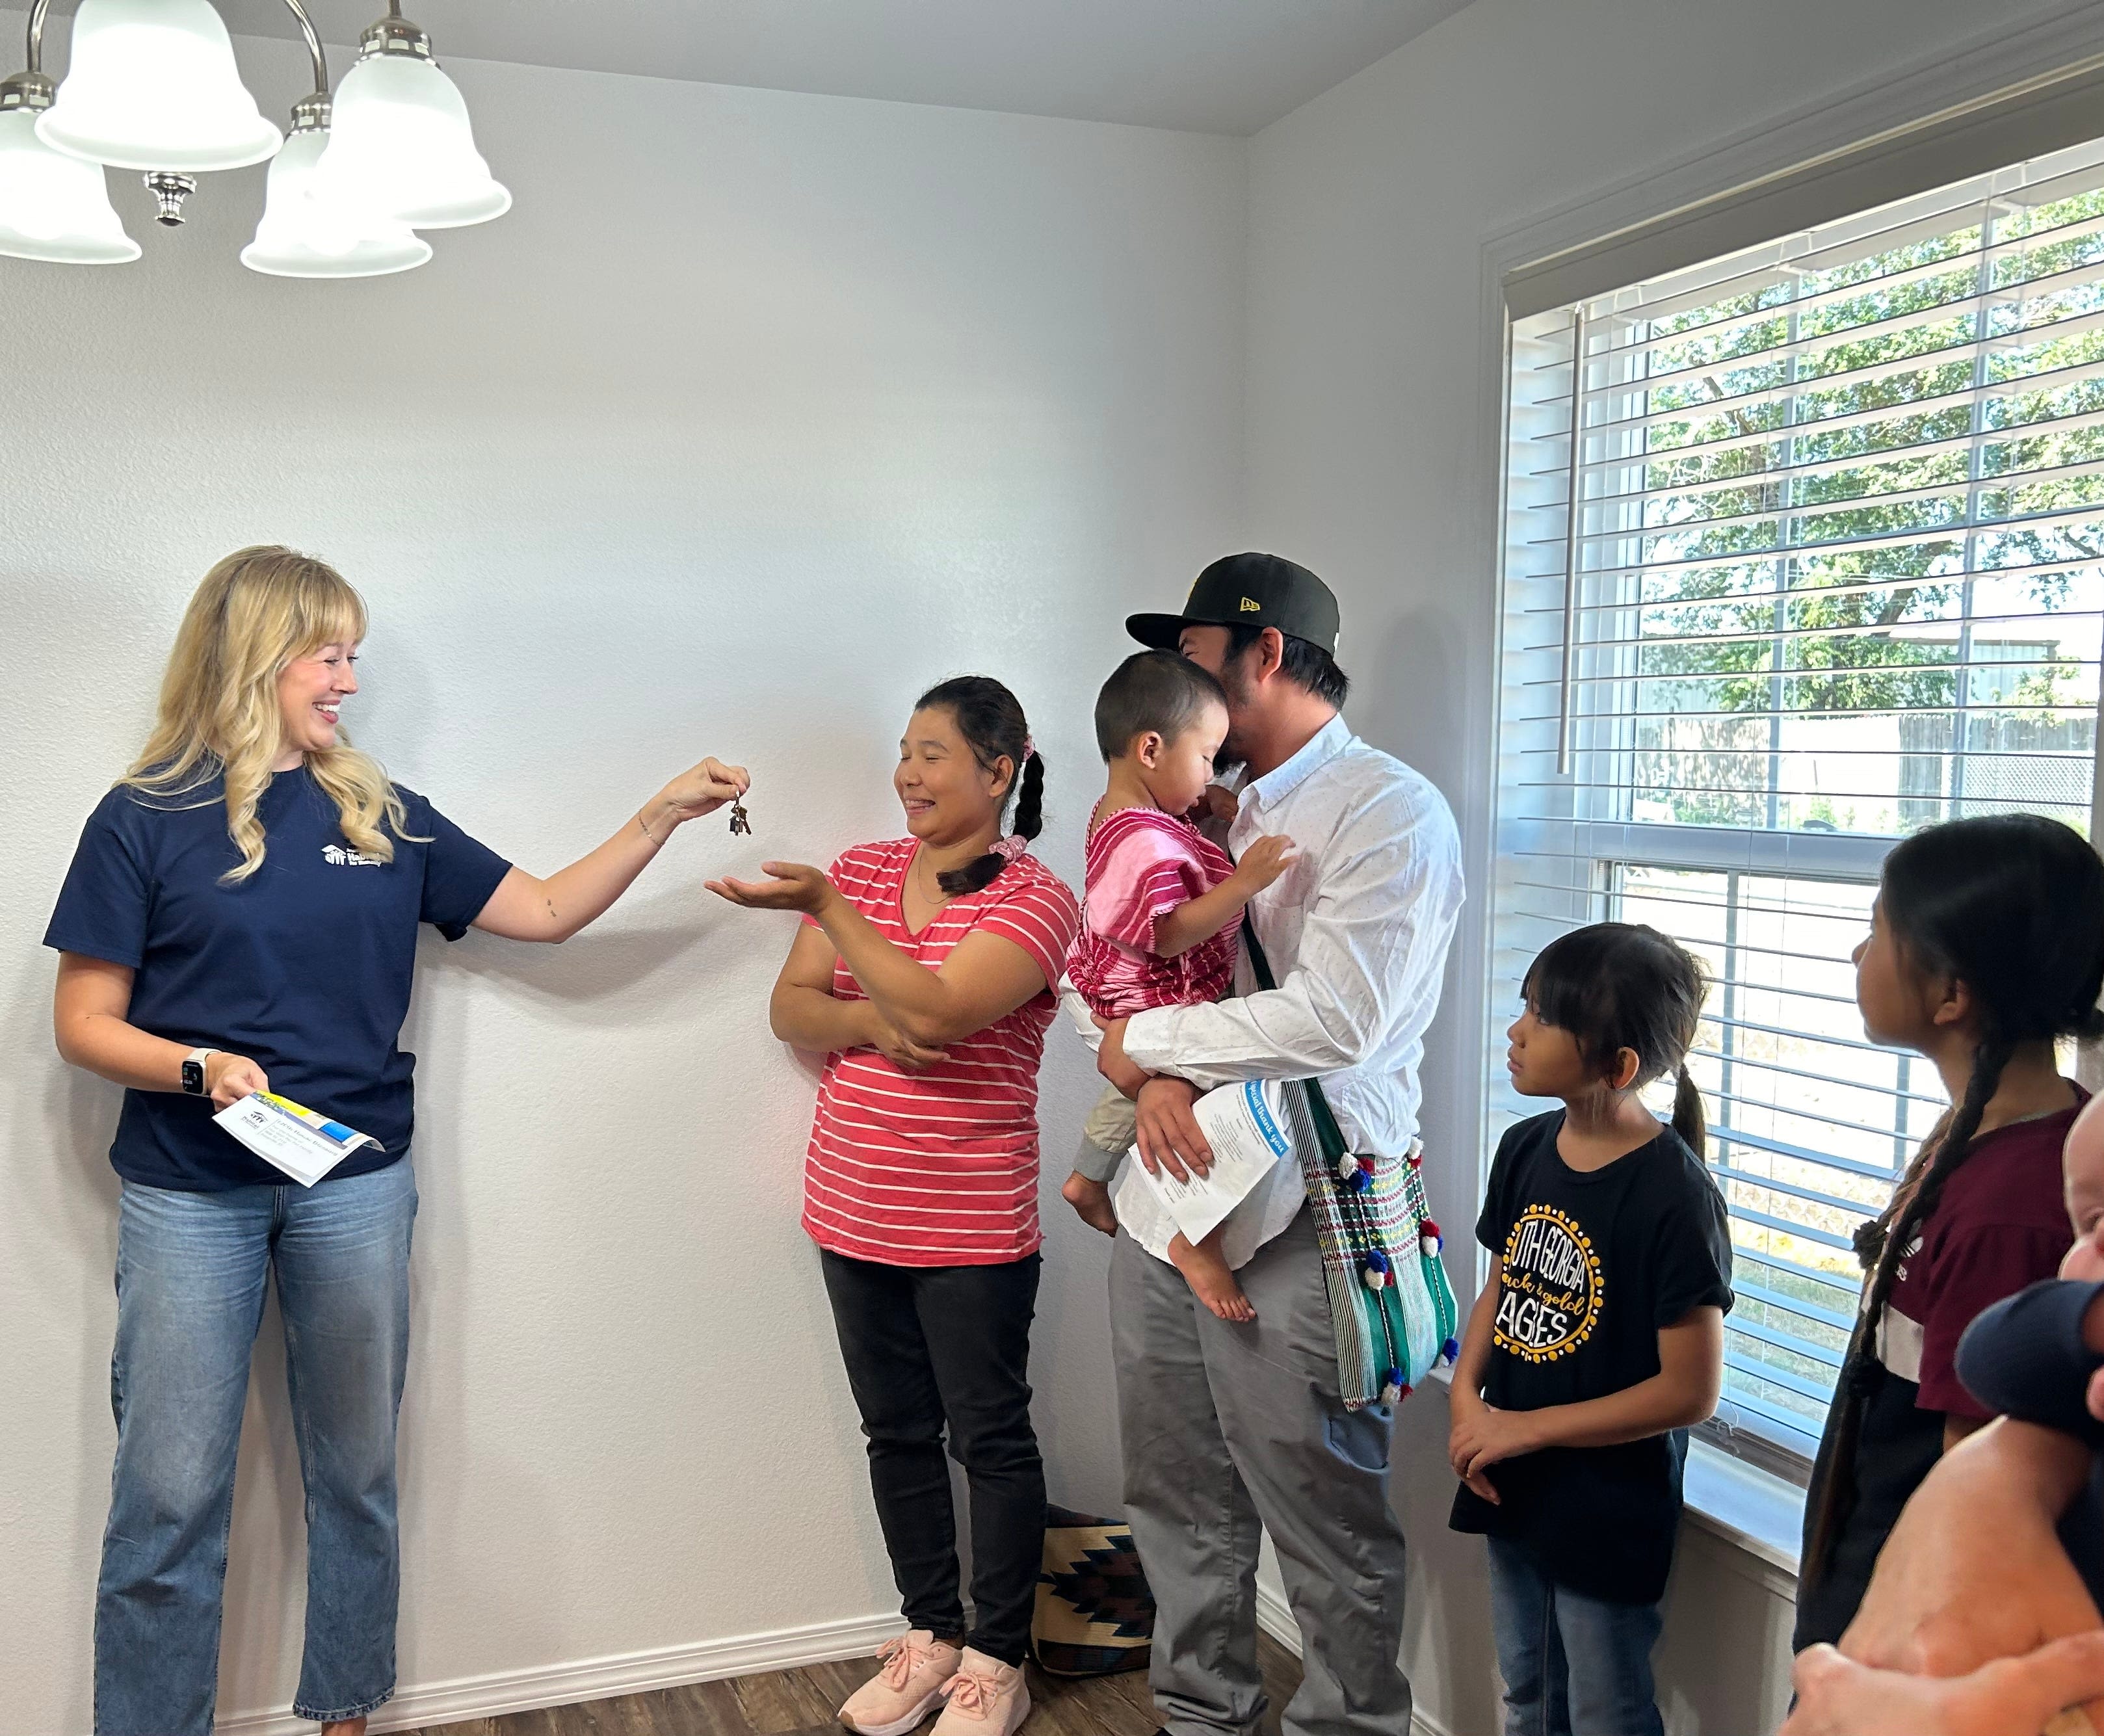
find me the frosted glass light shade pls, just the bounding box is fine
[0,109,139,263]
[38,0,281,173]
[241,127,430,278]
[317,51,508,230]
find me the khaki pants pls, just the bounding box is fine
[1071,1081,1138,1183]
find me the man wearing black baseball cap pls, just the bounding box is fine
[1083,551,1464,1736]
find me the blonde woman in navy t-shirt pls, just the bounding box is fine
[46,546,749,1736]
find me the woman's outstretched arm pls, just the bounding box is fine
[473,757,748,943]
[711,861,1047,1047]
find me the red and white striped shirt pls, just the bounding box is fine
[802,839,1082,1267]
[1068,806,1238,1019]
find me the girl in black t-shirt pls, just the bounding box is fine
[1795,815,2104,1655]
[1449,923,1732,1736]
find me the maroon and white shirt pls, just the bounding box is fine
[802,839,1081,1267]
[1067,806,1238,1020]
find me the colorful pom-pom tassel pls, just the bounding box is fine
[1361,1267,1389,1292]
[1380,1367,1407,1404]
[1349,1168,1373,1193]
[1335,1153,1360,1184]
[1441,1337,1462,1366]
[1360,1248,1392,1291]
[1421,1230,1443,1257]
[1408,1151,1424,1170]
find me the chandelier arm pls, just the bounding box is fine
[25,0,50,74]
[279,0,328,94]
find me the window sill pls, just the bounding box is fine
[1683,1439,1804,1583]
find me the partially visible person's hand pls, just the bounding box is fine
[204,1052,269,1111]
[1841,1421,2099,1682]
[1445,1390,1501,1504]
[1187,785,1239,831]
[1091,1016,1150,1100]
[1449,1399,1537,1492]
[707,861,835,916]
[867,1016,946,1075]
[1783,1638,2104,1736]
[1230,834,1300,893]
[1132,1077,1210,1183]
[654,757,750,826]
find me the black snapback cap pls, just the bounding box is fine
[1127,552,1341,657]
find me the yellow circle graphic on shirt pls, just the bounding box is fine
[1493,1204,1605,1363]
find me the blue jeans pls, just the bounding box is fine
[94,1160,417,1736]
[1487,1536,1665,1736]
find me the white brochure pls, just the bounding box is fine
[213,1092,382,1188]
[1131,1079,1294,1244]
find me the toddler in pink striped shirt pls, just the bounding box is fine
[1065,650,1297,1321]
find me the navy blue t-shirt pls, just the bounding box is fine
[45,768,512,1190]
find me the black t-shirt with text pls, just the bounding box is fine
[1450,1111,1734,1605]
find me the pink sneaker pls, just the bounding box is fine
[838,1631,963,1736]
[930,1649,1031,1736]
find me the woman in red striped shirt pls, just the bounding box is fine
[710,677,1080,1736]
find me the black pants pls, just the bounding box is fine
[821,1250,1045,1666]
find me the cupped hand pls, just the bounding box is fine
[707,861,834,915]
[1840,1421,2101,1684]
[1187,785,1240,830]
[1445,1393,1502,1503]
[1782,1638,2104,1736]
[1133,1076,1211,1183]
[659,757,750,824]
[205,1052,270,1111]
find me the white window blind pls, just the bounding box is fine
[1493,134,2104,1467]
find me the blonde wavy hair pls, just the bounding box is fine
[124,546,416,883]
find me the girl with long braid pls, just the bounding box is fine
[1794,813,2104,1653]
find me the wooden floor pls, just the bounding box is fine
[404,1635,1303,1736]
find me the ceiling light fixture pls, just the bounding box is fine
[0,1,506,277]
[317,3,508,230]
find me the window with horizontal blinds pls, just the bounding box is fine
[1493,132,2104,1467]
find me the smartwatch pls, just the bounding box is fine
[181,1048,215,1096]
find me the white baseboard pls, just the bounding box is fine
[215,1610,908,1736]
[1254,1578,1303,1659]
[1249,1585,1449,1736]
[219,1598,1453,1736]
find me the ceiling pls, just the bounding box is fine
[200,0,1471,137]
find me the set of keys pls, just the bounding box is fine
[728,795,752,836]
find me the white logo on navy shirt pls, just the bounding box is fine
[322,845,384,867]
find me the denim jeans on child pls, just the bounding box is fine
[1487,1535,1666,1736]
[94,1159,417,1736]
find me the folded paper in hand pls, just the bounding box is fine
[1131,1079,1293,1244]
[213,1092,382,1188]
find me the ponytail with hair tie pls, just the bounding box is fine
[914,676,1045,897]
[1670,1062,1707,1163]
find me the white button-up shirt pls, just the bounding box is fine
[1092,715,1465,1268]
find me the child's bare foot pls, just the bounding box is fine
[1168,1232,1254,1322]
[321,1720,367,1736]
[1062,1171,1118,1235]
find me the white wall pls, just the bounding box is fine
[0,27,1246,1735]
[1241,1,2104,1729]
